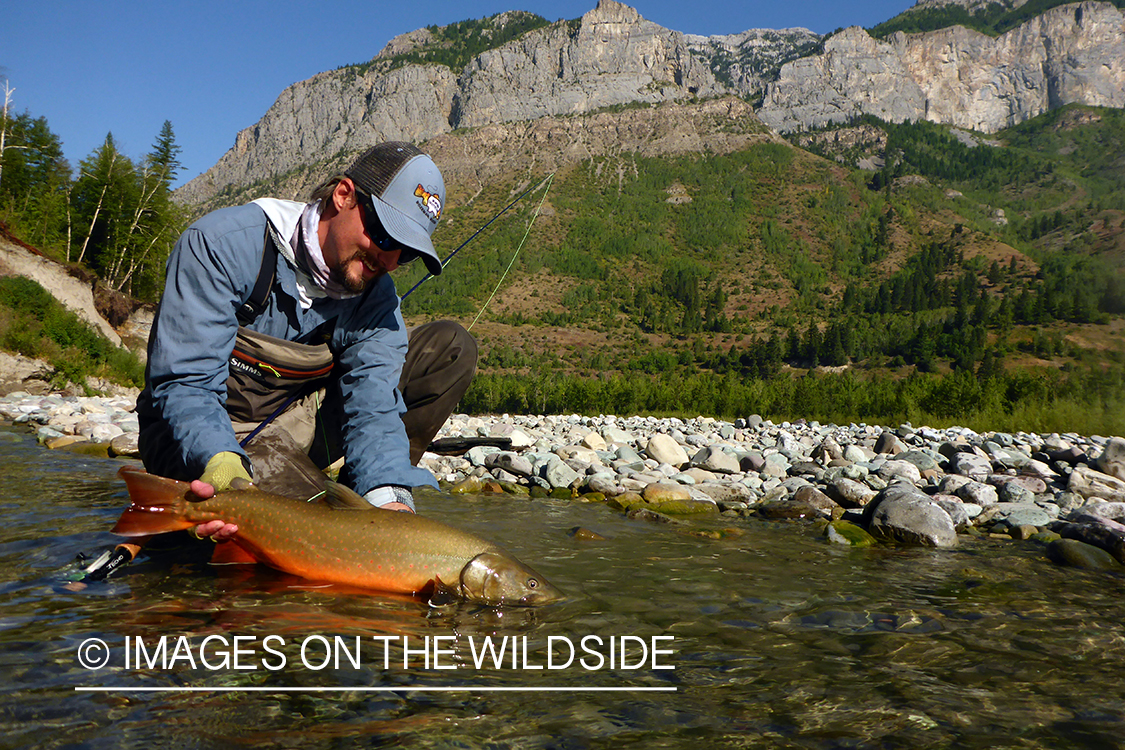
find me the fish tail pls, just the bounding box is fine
[112,467,196,536]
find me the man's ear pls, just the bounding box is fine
[333,178,358,211]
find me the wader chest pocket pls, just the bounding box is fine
[225,327,334,423]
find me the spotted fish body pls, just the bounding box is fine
[112,467,563,606]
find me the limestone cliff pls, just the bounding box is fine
[759,1,1125,133]
[177,0,725,206]
[177,0,1125,206]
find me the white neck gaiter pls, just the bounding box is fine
[292,201,361,302]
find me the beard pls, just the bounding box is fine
[331,250,382,293]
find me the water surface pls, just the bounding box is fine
[1,426,1123,749]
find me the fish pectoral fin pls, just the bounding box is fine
[427,575,460,607]
[322,481,376,511]
[209,541,259,566]
[229,477,255,491]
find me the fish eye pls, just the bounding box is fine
[527,578,539,589]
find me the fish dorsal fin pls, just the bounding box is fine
[323,481,374,511]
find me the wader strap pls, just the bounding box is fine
[236,227,276,326]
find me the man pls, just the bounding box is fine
[83,142,475,576]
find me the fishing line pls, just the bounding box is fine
[400,173,555,301]
[468,172,554,332]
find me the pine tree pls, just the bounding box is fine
[0,106,70,249]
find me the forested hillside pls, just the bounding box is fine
[393,104,1124,431]
[1,77,1121,430]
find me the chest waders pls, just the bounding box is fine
[228,230,335,450]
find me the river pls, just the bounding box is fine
[0,426,1122,748]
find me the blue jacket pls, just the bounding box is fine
[137,200,436,494]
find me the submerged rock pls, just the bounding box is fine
[825,520,877,547]
[1047,539,1121,570]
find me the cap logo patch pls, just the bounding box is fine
[414,185,442,223]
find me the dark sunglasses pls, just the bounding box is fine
[356,192,420,266]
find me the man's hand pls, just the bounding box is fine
[189,474,240,542]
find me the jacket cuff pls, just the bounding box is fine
[363,485,416,512]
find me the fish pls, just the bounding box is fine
[111,466,564,607]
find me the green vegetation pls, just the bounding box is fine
[0,277,144,391]
[1,106,187,301]
[2,49,1123,432]
[871,0,1125,38]
[397,104,1124,434]
[342,12,551,75]
[462,367,1124,436]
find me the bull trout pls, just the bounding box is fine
[112,467,564,606]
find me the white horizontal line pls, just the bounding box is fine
[75,686,676,693]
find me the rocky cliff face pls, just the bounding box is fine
[177,0,726,206]
[177,0,1125,206]
[759,1,1125,133]
[682,28,822,96]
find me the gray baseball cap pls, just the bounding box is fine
[345,142,445,276]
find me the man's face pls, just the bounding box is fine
[321,180,404,293]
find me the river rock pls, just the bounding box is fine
[896,450,942,474]
[875,431,904,455]
[990,503,1054,529]
[580,431,607,451]
[1072,502,1125,524]
[825,477,877,508]
[949,452,993,482]
[692,482,756,505]
[568,526,607,541]
[645,434,688,468]
[996,481,1036,505]
[1055,520,1125,564]
[876,459,923,485]
[825,520,878,547]
[602,426,635,447]
[864,484,958,547]
[1095,437,1125,482]
[757,498,825,520]
[933,498,972,531]
[691,445,741,474]
[1068,464,1125,502]
[108,432,141,458]
[740,452,766,472]
[542,458,582,490]
[626,507,682,524]
[956,481,998,506]
[1047,538,1121,570]
[485,451,535,477]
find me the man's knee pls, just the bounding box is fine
[403,321,477,388]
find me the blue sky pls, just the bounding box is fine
[4,1,915,187]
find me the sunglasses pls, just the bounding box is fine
[356,191,420,266]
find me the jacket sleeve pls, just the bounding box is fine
[334,275,437,494]
[139,209,262,479]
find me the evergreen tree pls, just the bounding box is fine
[71,133,137,266]
[804,321,822,367]
[0,90,71,250]
[70,124,186,299]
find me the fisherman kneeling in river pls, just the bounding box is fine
[83,142,476,580]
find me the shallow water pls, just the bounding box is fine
[1,425,1124,749]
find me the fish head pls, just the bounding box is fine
[458,552,564,607]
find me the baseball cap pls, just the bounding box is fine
[345,142,445,276]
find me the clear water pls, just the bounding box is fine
[1,425,1124,749]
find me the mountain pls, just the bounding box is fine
[176,0,1124,208]
[760,1,1125,133]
